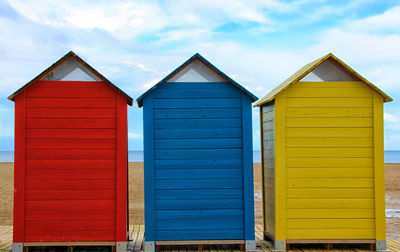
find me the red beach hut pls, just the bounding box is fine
[8,51,132,252]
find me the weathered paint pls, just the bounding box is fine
[260,103,275,239]
[140,55,257,243]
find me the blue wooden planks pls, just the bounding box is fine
[158,82,235,89]
[153,88,242,98]
[155,229,244,241]
[155,169,242,179]
[155,178,243,189]
[143,95,156,241]
[155,218,243,230]
[154,128,242,139]
[154,118,241,129]
[154,138,242,149]
[155,189,244,200]
[154,149,243,160]
[153,98,241,109]
[156,199,244,210]
[155,209,244,220]
[241,95,255,240]
[142,78,255,242]
[154,159,243,169]
[154,108,241,119]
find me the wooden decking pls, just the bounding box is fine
[0,225,399,251]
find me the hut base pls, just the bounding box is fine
[286,239,378,251]
[14,241,117,252]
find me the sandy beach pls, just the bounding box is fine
[0,162,399,238]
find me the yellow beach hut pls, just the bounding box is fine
[254,53,392,251]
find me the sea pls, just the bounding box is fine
[0,150,399,163]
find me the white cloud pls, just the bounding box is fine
[1,1,400,150]
[385,113,399,123]
[8,1,167,40]
[306,6,400,93]
[346,6,400,33]
[123,60,155,73]
[141,77,162,90]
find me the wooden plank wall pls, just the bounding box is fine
[150,82,247,240]
[22,80,120,241]
[284,81,375,239]
[261,103,275,238]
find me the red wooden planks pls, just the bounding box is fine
[26,138,116,149]
[27,108,116,118]
[25,200,115,221]
[26,97,116,108]
[26,81,116,98]
[26,129,116,139]
[116,94,128,241]
[26,118,116,129]
[13,91,25,242]
[26,169,115,180]
[26,149,116,160]
[26,189,115,201]
[33,80,113,89]
[25,220,115,232]
[15,80,128,243]
[26,160,115,170]
[24,230,115,242]
[26,179,115,190]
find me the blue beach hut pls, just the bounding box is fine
[137,53,258,251]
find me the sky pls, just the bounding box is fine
[0,0,400,151]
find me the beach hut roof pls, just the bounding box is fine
[137,53,258,107]
[253,53,392,107]
[8,51,133,105]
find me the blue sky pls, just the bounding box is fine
[0,0,400,150]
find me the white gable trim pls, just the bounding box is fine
[168,59,226,82]
[300,59,357,82]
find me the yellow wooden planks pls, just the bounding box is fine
[286,147,373,158]
[287,209,375,219]
[286,137,373,148]
[287,157,373,168]
[285,86,372,98]
[287,188,374,199]
[373,92,386,241]
[286,127,373,138]
[287,167,373,178]
[286,117,373,128]
[286,107,373,118]
[287,219,375,229]
[286,97,372,108]
[294,81,367,88]
[286,199,374,209]
[287,228,375,239]
[287,177,374,188]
